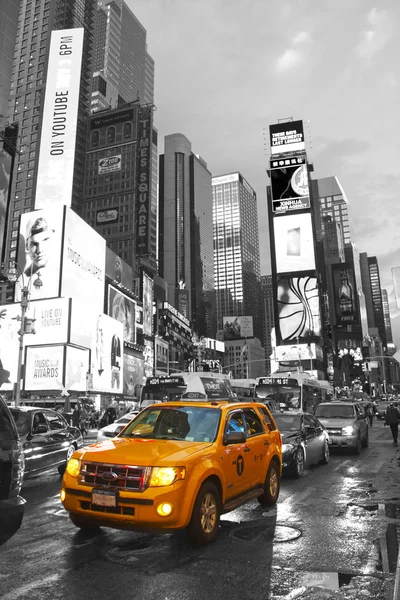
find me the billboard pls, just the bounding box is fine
[15,207,64,302]
[26,297,70,345]
[107,285,136,344]
[105,247,132,291]
[64,346,90,392]
[212,173,239,186]
[90,107,135,130]
[270,156,310,213]
[91,314,123,394]
[331,263,358,325]
[176,288,189,321]
[142,273,154,337]
[269,120,305,155]
[273,212,316,273]
[35,29,84,210]
[143,339,154,377]
[0,148,12,260]
[97,208,119,225]
[123,352,144,397]
[222,316,254,340]
[136,104,153,255]
[98,155,121,174]
[275,343,323,362]
[0,303,22,390]
[276,275,321,343]
[24,345,64,391]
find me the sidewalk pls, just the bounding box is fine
[82,428,98,444]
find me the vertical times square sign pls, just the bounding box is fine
[136,105,153,255]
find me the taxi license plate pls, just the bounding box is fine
[92,490,116,507]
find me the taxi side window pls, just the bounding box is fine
[242,408,264,437]
[226,412,245,435]
[258,407,276,431]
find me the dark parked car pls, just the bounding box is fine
[10,406,83,477]
[0,396,26,546]
[272,411,330,477]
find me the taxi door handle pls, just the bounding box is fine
[264,440,270,446]
[244,446,251,453]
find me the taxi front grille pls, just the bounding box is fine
[81,462,149,492]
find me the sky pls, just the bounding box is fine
[128,0,400,345]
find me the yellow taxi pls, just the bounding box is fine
[60,397,282,544]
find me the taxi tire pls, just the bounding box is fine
[186,481,221,545]
[257,460,280,506]
[69,514,100,532]
[58,444,76,475]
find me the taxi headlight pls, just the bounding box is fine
[66,458,81,478]
[342,425,355,436]
[282,443,295,453]
[149,467,185,487]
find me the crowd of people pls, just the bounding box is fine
[70,400,138,438]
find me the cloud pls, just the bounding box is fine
[275,49,302,72]
[356,8,394,61]
[293,31,312,45]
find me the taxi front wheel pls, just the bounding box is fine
[257,460,280,506]
[186,481,221,545]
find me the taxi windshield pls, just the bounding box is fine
[120,406,221,443]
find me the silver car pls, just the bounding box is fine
[96,411,138,442]
[314,402,369,454]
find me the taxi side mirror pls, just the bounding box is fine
[224,431,246,445]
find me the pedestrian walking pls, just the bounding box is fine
[385,402,400,445]
[366,404,374,427]
[80,404,88,437]
[71,404,81,429]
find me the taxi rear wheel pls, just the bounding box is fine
[257,460,280,506]
[69,514,100,531]
[186,481,221,545]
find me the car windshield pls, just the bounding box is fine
[9,410,31,436]
[120,406,221,442]
[272,414,302,431]
[315,405,355,419]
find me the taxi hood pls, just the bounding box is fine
[78,437,212,466]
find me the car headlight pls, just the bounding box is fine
[342,425,355,435]
[282,443,295,453]
[66,458,81,478]
[149,467,185,487]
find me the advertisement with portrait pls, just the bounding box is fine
[107,285,136,345]
[62,207,105,339]
[270,157,310,213]
[15,207,64,302]
[91,314,123,394]
[123,352,144,397]
[65,346,90,392]
[35,29,84,211]
[0,148,12,260]
[136,104,153,255]
[24,345,64,391]
[105,247,132,291]
[155,338,169,374]
[269,120,305,155]
[0,303,21,391]
[273,212,316,274]
[331,263,358,325]
[222,316,254,340]
[143,339,154,378]
[142,273,154,337]
[276,275,321,343]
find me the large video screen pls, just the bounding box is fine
[123,352,144,397]
[105,247,133,291]
[331,263,358,326]
[273,212,316,273]
[276,275,321,343]
[107,285,136,344]
[222,316,254,340]
[269,120,305,155]
[24,345,65,391]
[142,273,154,337]
[270,157,310,213]
[91,314,124,394]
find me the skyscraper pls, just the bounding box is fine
[311,176,351,247]
[2,0,95,271]
[381,289,393,345]
[261,274,274,375]
[212,172,262,342]
[159,133,215,338]
[91,0,154,113]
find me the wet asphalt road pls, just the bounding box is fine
[1,420,400,600]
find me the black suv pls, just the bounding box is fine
[0,396,26,545]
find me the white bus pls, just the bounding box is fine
[230,378,257,399]
[140,372,235,406]
[254,372,333,413]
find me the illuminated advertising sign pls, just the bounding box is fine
[142,273,154,337]
[97,208,119,224]
[143,339,154,377]
[105,247,132,291]
[274,343,323,362]
[270,156,310,213]
[273,212,316,273]
[222,316,254,340]
[24,345,64,391]
[276,275,321,343]
[269,120,305,156]
[331,263,358,325]
[15,207,64,302]
[177,288,189,320]
[123,352,144,397]
[98,155,121,174]
[0,303,22,390]
[0,148,12,260]
[107,285,136,344]
[91,314,123,394]
[212,173,239,186]
[35,29,84,210]
[64,346,90,392]
[26,297,70,345]
[155,338,169,374]
[136,104,152,255]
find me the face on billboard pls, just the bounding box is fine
[277,276,321,343]
[273,213,316,274]
[105,247,133,291]
[108,285,136,344]
[123,353,144,396]
[223,316,253,340]
[15,207,64,302]
[91,313,123,394]
[24,345,64,391]
[142,274,153,337]
[270,158,310,213]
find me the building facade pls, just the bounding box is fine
[261,274,274,375]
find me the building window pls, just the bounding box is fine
[123,122,132,139]
[91,130,99,147]
[107,126,115,143]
